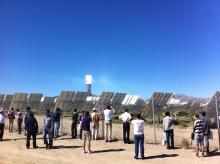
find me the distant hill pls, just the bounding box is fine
[174,94,210,104]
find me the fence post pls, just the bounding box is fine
[152,95,157,144]
[215,96,220,149]
[101,98,105,139]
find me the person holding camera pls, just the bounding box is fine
[104,105,115,142]
[162,111,178,149]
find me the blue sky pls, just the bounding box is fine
[0,0,220,98]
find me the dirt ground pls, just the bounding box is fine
[0,116,220,164]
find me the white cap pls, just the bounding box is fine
[92,108,96,111]
[0,107,3,112]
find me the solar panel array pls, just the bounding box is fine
[72,92,88,111]
[55,91,75,112]
[10,93,28,111]
[0,94,4,107]
[205,91,220,124]
[95,92,114,111]
[40,97,56,112]
[142,92,173,117]
[111,93,126,106]
[2,95,13,110]
[27,93,43,110]
[0,91,172,114]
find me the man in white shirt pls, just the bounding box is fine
[119,108,132,144]
[0,108,7,141]
[103,105,115,142]
[131,113,145,160]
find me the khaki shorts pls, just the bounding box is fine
[83,131,91,142]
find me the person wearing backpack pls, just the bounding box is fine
[200,111,211,156]
[43,110,54,149]
[8,108,15,132]
[91,108,101,140]
[162,111,177,149]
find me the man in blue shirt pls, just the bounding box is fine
[54,108,61,138]
[44,110,54,149]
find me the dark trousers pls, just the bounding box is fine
[80,128,83,139]
[44,129,53,148]
[123,122,130,143]
[134,134,144,158]
[26,132,36,148]
[17,119,23,134]
[165,129,174,149]
[71,123,77,139]
[0,124,5,140]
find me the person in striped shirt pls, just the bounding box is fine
[193,115,204,157]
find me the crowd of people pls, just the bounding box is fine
[0,105,214,159]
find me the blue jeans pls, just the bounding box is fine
[134,134,144,158]
[54,122,60,137]
[165,129,174,149]
[44,129,53,147]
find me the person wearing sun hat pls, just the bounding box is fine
[91,108,101,140]
[0,107,7,141]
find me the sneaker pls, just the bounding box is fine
[141,156,145,160]
[134,156,138,160]
[196,154,199,157]
[88,151,92,154]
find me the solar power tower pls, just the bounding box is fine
[141,92,173,117]
[27,93,43,111]
[40,97,56,112]
[205,91,220,124]
[2,95,13,111]
[10,93,28,111]
[0,94,4,107]
[55,91,75,112]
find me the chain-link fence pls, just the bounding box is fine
[1,96,220,152]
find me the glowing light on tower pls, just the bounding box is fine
[85,75,92,96]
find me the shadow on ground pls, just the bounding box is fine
[92,148,125,154]
[144,154,179,160]
[36,145,82,149]
[206,151,220,157]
